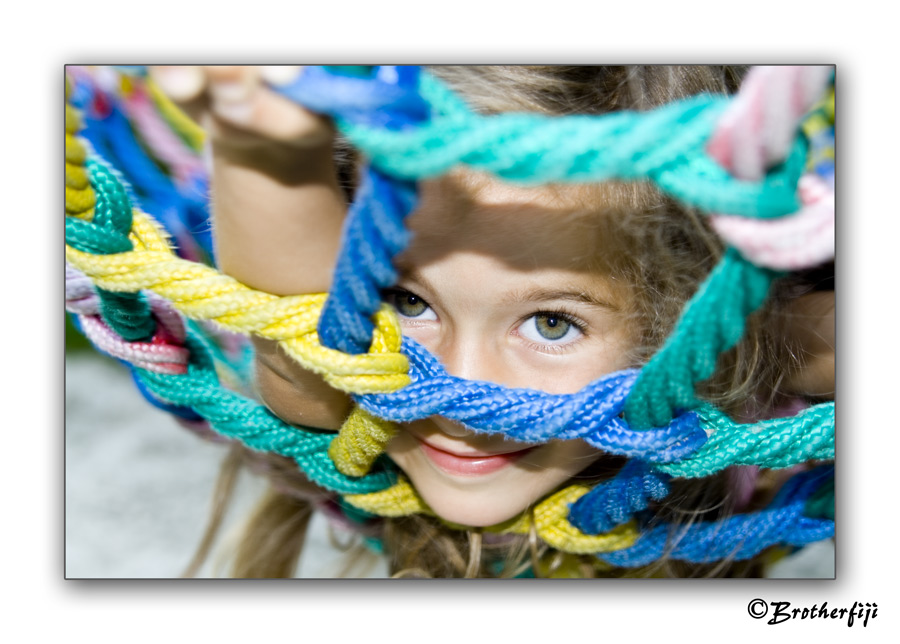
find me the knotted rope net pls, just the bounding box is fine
[65,65,835,569]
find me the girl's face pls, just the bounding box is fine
[384,171,637,526]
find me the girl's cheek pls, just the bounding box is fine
[398,318,441,347]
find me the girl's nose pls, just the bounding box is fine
[435,336,510,388]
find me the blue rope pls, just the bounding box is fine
[596,465,835,566]
[356,339,708,462]
[355,339,834,474]
[272,65,430,133]
[80,92,214,262]
[316,168,415,354]
[273,66,427,354]
[568,459,671,534]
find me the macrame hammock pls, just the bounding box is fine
[65,65,835,570]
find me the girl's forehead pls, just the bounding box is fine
[404,170,635,274]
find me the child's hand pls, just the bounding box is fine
[149,66,333,172]
[150,65,345,295]
[152,66,353,430]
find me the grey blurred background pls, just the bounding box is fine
[65,319,387,578]
[64,319,832,579]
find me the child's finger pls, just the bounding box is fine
[150,65,207,101]
[148,66,210,123]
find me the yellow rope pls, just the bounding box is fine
[329,406,398,476]
[65,209,410,394]
[65,101,95,217]
[344,476,430,516]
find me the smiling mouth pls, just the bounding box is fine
[415,437,537,476]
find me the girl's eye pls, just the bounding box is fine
[519,313,583,344]
[386,289,438,321]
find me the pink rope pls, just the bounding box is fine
[707,66,833,180]
[76,315,190,374]
[705,66,834,269]
[709,174,834,270]
[66,265,189,374]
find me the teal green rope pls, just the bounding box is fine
[624,248,781,429]
[654,402,835,478]
[69,160,156,341]
[337,74,807,220]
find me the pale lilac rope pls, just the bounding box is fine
[66,265,189,374]
[121,86,206,187]
[709,173,834,270]
[706,65,834,270]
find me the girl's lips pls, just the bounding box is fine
[416,437,536,477]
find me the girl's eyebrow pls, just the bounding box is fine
[502,287,621,311]
[393,268,444,306]
[396,266,621,311]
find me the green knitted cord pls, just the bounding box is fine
[337,74,807,220]
[65,218,132,254]
[655,402,835,478]
[624,248,781,429]
[87,159,135,233]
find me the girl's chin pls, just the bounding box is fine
[417,492,530,527]
[403,463,544,527]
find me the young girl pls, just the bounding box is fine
[68,65,835,577]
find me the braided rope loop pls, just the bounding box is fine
[66,265,397,495]
[66,160,157,342]
[65,79,96,217]
[135,329,397,495]
[65,183,411,394]
[567,460,671,534]
[316,168,415,354]
[356,339,708,461]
